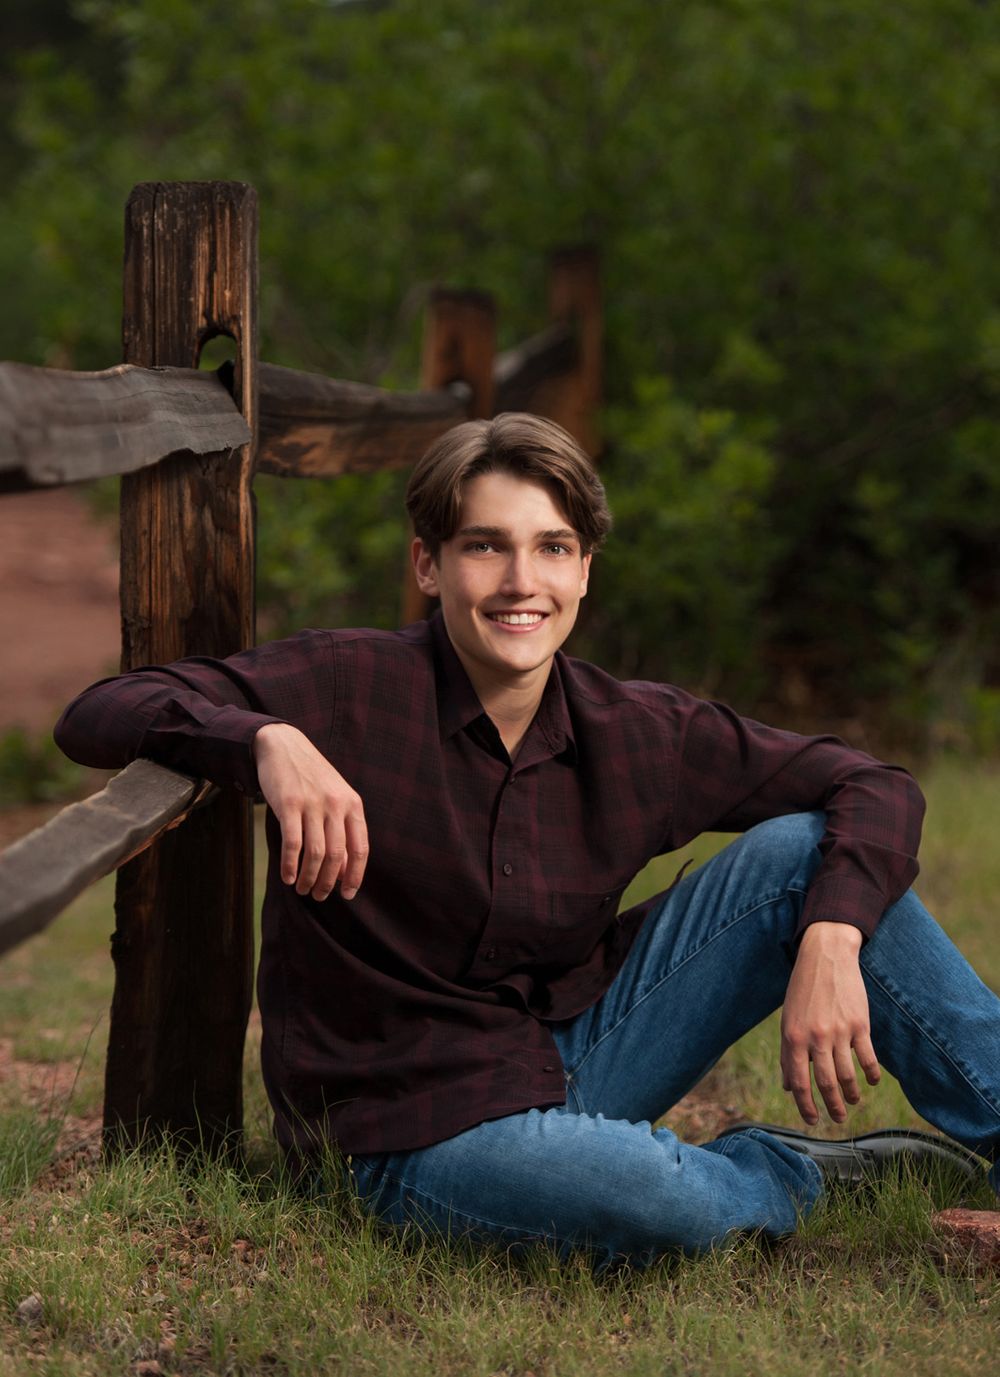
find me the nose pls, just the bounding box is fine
[499,547,536,598]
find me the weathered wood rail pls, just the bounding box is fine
[2,362,482,491]
[0,762,214,956]
[0,180,601,1157]
[0,363,250,491]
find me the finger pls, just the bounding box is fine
[783,1041,819,1125]
[295,811,329,896]
[339,802,370,900]
[832,1041,861,1106]
[312,815,348,902]
[278,810,303,887]
[811,1048,847,1123]
[853,1032,881,1087]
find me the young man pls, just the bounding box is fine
[56,413,1000,1268]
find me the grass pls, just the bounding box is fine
[0,757,997,1375]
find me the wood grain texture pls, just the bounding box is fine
[493,322,576,415]
[0,762,212,958]
[400,290,496,625]
[529,248,602,456]
[0,362,250,491]
[256,362,468,477]
[108,181,258,1156]
[421,288,496,420]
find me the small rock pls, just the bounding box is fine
[132,1362,163,1376]
[15,1294,43,1326]
[932,1209,1000,1267]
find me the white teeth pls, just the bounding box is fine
[490,612,543,625]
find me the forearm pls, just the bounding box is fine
[54,665,284,794]
[56,650,368,901]
[790,755,925,938]
[676,699,926,940]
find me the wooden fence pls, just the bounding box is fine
[0,181,601,1157]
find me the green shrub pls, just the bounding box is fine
[0,727,85,808]
[581,376,779,698]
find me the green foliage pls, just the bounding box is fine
[583,376,779,695]
[255,469,409,637]
[4,0,1000,731]
[0,727,85,807]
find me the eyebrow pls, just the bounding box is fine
[456,525,580,542]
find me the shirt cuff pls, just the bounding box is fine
[141,704,286,797]
[795,871,891,943]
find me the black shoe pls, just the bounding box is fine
[717,1121,986,1185]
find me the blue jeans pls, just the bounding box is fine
[348,814,1000,1268]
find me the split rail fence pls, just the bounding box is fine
[0,181,601,1157]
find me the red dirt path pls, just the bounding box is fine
[0,487,120,736]
[0,488,119,847]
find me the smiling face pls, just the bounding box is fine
[412,470,592,704]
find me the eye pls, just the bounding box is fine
[543,543,572,556]
[466,540,496,554]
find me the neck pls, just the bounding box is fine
[458,657,551,759]
[485,696,539,759]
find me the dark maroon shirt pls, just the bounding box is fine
[55,613,924,1154]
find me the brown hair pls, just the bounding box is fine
[405,412,612,558]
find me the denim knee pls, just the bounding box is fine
[734,811,826,891]
[593,1150,734,1258]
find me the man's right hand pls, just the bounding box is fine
[252,723,369,902]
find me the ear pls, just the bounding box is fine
[411,537,440,596]
[578,552,592,599]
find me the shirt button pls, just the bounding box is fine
[543,1065,556,1073]
[502,862,513,876]
[485,946,498,960]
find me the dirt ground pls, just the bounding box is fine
[0,487,120,738]
[0,488,120,848]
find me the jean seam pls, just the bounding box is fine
[567,885,807,1082]
[864,966,1000,1121]
[565,1073,586,1116]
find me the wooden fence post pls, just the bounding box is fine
[105,182,258,1156]
[420,288,497,420]
[401,289,497,625]
[535,247,602,457]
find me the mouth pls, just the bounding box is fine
[485,611,548,627]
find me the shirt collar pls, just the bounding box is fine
[428,611,577,764]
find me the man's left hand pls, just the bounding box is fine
[780,921,881,1125]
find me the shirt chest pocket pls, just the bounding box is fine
[535,886,626,966]
[498,881,630,969]
[548,887,623,926]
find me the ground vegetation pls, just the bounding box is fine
[0,760,998,1374]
